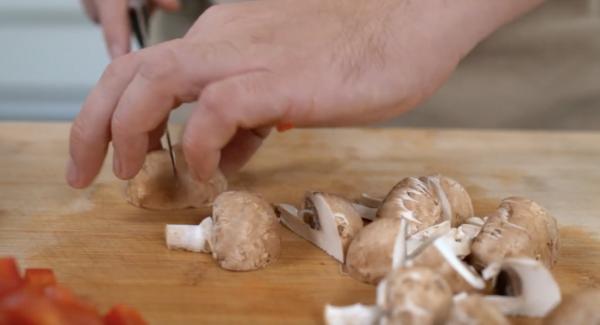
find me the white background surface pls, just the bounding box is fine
[0,0,109,120]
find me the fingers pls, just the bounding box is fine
[109,40,250,180]
[97,0,130,59]
[219,127,271,176]
[80,0,99,22]
[182,71,294,181]
[67,53,141,188]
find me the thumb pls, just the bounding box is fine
[181,71,297,181]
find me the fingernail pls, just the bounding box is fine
[66,158,80,187]
[109,44,126,60]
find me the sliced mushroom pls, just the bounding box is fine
[448,294,510,325]
[470,197,560,269]
[424,175,474,226]
[165,191,281,271]
[483,258,561,317]
[544,289,600,325]
[278,192,363,262]
[126,145,227,210]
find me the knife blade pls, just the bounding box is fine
[128,0,178,177]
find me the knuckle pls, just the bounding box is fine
[199,83,233,115]
[110,112,129,137]
[70,118,90,147]
[138,44,180,82]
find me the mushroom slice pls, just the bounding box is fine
[324,304,380,325]
[483,258,561,317]
[165,191,281,271]
[278,192,362,262]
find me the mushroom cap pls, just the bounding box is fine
[210,191,281,271]
[544,290,600,325]
[424,175,474,227]
[345,218,401,284]
[377,177,443,234]
[125,146,227,210]
[448,295,509,325]
[380,267,453,325]
[409,242,479,294]
[470,197,559,269]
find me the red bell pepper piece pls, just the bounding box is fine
[0,258,22,296]
[25,269,57,288]
[104,304,147,325]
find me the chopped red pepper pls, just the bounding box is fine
[0,257,146,325]
[104,304,147,325]
[24,269,56,288]
[0,258,22,296]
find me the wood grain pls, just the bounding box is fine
[0,122,599,324]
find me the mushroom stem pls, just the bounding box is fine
[324,304,380,325]
[165,217,213,253]
[351,203,377,221]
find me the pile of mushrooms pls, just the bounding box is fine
[127,161,571,323]
[276,174,565,324]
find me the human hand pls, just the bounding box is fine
[68,0,542,188]
[80,0,180,59]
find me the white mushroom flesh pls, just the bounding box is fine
[483,258,561,317]
[165,217,213,253]
[324,304,380,325]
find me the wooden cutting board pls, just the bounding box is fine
[0,122,598,324]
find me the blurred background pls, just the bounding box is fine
[0,0,598,129]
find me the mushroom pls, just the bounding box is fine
[165,191,281,271]
[376,175,473,232]
[325,268,453,325]
[447,294,510,325]
[345,218,481,285]
[379,267,454,324]
[470,197,560,269]
[126,145,227,210]
[351,193,384,221]
[482,258,561,317]
[277,192,364,263]
[544,289,600,325]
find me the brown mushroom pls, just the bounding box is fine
[166,191,281,271]
[126,145,227,210]
[448,294,509,325]
[470,197,559,269]
[376,175,473,231]
[379,267,454,324]
[544,289,600,325]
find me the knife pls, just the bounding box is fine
[128,0,178,177]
